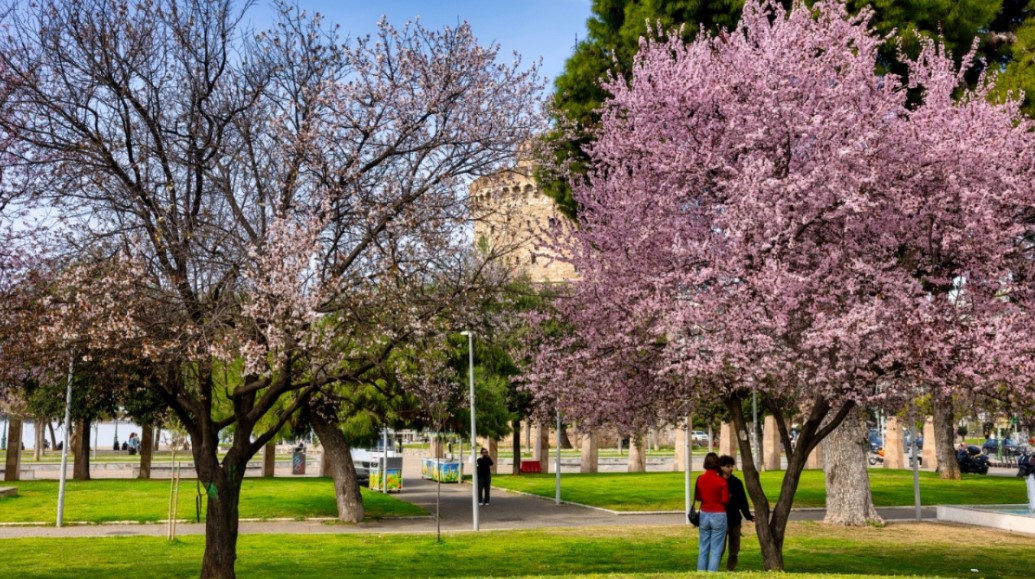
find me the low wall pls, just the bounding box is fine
[133,464,266,479]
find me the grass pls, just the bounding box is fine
[0,478,426,523]
[2,469,1026,524]
[2,467,1033,577]
[0,522,1032,578]
[491,469,1031,511]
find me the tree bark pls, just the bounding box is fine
[4,415,23,481]
[196,454,245,579]
[730,394,856,571]
[932,393,960,479]
[558,424,573,449]
[34,416,45,460]
[627,432,647,472]
[309,409,364,523]
[822,407,882,525]
[262,441,276,477]
[48,422,58,452]
[72,418,91,480]
[138,423,154,479]
[511,418,522,474]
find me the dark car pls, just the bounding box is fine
[982,438,1026,457]
[903,431,923,451]
[867,429,883,452]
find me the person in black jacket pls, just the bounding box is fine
[476,448,494,505]
[718,455,754,571]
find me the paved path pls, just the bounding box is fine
[0,454,944,539]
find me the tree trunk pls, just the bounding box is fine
[34,416,45,460]
[932,393,960,479]
[48,422,58,452]
[72,418,91,480]
[730,394,856,571]
[511,418,522,474]
[196,455,245,579]
[262,441,276,477]
[309,409,364,523]
[558,424,573,449]
[138,423,154,479]
[627,432,647,472]
[4,415,23,481]
[822,407,882,525]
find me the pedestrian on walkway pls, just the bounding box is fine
[694,452,729,572]
[476,448,493,505]
[718,454,754,571]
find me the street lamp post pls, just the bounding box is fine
[57,353,74,528]
[460,330,478,531]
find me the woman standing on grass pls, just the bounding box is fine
[694,452,729,572]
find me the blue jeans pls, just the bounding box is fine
[697,511,728,571]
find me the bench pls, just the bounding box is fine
[0,486,17,498]
[519,459,542,473]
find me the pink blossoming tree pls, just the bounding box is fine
[528,0,1035,570]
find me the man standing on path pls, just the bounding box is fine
[718,455,754,571]
[477,448,493,505]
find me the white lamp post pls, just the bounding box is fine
[460,330,478,531]
[57,353,74,527]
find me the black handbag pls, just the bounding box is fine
[688,504,700,527]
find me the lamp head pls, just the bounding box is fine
[460,330,471,336]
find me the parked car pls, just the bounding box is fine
[867,429,883,452]
[982,438,1026,457]
[903,430,923,451]
[691,431,710,445]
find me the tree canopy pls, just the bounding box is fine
[0,0,545,576]
[527,0,1035,570]
[544,0,1035,217]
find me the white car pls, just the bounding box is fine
[692,431,710,443]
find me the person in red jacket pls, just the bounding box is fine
[694,452,729,572]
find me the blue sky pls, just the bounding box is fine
[245,1,593,86]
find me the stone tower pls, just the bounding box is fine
[469,155,575,284]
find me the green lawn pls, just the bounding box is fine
[1,522,1031,578]
[491,470,1031,511]
[2,469,1025,524]
[0,478,425,523]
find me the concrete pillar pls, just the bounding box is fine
[479,437,499,474]
[580,431,599,473]
[627,433,647,472]
[3,415,22,482]
[762,415,782,471]
[675,427,688,471]
[534,423,550,471]
[922,416,936,471]
[884,416,905,469]
[805,440,824,469]
[718,422,738,460]
[430,437,445,458]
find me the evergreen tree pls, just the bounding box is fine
[544,1,1030,218]
[543,1,745,218]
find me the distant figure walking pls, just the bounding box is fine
[476,448,494,506]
